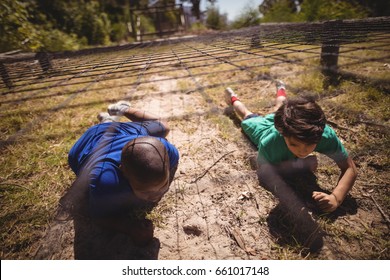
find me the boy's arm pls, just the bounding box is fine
[313,156,357,212]
[333,156,358,204]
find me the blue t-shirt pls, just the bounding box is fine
[68,121,179,217]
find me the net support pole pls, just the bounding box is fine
[320,20,341,87]
[0,62,13,89]
[35,52,53,73]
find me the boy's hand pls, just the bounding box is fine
[312,191,338,213]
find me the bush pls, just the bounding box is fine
[206,6,228,30]
[139,15,156,35]
[298,0,368,21]
[0,0,41,52]
[231,2,261,29]
[189,22,208,33]
[110,23,129,43]
[39,29,84,52]
[260,0,298,23]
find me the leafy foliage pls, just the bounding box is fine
[180,0,217,20]
[205,6,228,30]
[0,0,380,52]
[230,1,261,29]
[298,0,368,22]
[0,0,41,51]
[260,0,370,23]
[0,0,179,52]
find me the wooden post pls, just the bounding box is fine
[0,62,13,89]
[35,51,52,73]
[136,15,141,42]
[251,33,262,48]
[320,20,341,87]
[129,10,136,41]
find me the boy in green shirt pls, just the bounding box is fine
[225,81,357,251]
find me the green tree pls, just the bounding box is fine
[297,0,368,22]
[180,0,217,20]
[347,0,390,17]
[34,0,111,45]
[0,0,41,51]
[205,6,227,30]
[79,1,111,45]
[259,0,300,15]
[259,0,369,23]
[231,1,261,28]
[260,0,298,23]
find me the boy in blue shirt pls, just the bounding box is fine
[67,101,179,246]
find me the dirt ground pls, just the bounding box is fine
[33,71,389,260]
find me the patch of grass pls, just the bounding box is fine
[207,112,241,143]
[333,82,390,122]
[177,79,192,93]
[290,68,325,94]
[146,188,178,229]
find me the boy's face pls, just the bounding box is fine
[284,136,316,159]
[131,176,170,203]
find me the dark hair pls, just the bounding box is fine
[274,96,326,144]
[121,137,168,189]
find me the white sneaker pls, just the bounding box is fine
[276,80,286,91]
[97,112,119,123]
[225,87,238,105]
[107,100,131,116]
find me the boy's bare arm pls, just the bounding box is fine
[313,156,357,212]
[333,156,358,203]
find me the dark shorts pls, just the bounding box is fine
[244,113,260,120]
[141,120,167,137]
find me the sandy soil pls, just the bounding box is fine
[34,74,389,260]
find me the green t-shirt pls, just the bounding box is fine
[241,114,348,164]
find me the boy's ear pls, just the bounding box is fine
[119,164,131,181]
[119,164,125,173]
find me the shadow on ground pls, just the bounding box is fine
[264,170,358,255]
[35,185,160,260]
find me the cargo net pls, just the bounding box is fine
[1,17,389,260]
[1,17,389,145]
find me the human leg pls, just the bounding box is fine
[272,80,287,112]
[107,100,171,136]
[225,87,254,120]
[97,112,119,123]
[97,101,130,123]
[108,100,160,122]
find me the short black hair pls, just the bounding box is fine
[121,136,168,189]
[274,96,326,144]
